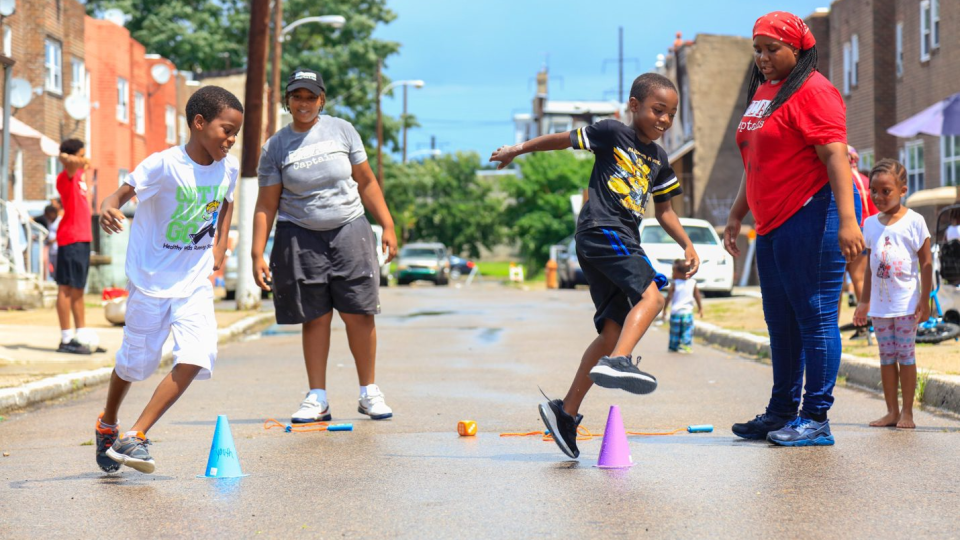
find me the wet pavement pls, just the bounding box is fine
[1,284,959,538]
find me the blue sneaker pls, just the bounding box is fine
[731,413,793,440]
[767,417,835,447]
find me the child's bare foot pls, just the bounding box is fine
[896,411,915,429]
[869,412,900,427]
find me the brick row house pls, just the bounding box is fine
[0,0,86,211]
[822,0,958,228]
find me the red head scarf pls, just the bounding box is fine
[753,11,816,51]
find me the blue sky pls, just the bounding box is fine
[375,0,829,159]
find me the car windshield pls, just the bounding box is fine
[401,248,440,258]
[641,225,718,245]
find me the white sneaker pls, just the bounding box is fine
[291,393,332,424]
[358,385,393,420]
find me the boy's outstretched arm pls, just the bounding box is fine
[654,200,700,278]
[213,200,233,272]
[99,184,137,235]
[489,132,572,169]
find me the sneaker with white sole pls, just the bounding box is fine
[588,355,658,394]
[291,393,332,424]
[106,432,155,474]
[358,385,393,420]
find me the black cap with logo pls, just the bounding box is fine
[286,68,325,95]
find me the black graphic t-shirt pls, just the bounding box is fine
[570,119,681,238]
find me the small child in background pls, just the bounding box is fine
[854,159,932,430]
[662,259,703,353]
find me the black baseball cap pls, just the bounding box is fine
[286,68,325,95]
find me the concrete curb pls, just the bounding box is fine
[694,320,960,416]
[0,312,276,414]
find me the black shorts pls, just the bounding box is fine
[55,242,90,289]
[576,227,663,334]
[271,217,381,325]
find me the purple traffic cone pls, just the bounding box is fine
[596,405,634,469]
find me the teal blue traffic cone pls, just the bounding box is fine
[198,415,247,479]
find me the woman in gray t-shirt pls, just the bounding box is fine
[253,68,398,422]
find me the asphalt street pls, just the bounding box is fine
[1,284,959,539]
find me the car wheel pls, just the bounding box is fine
[225,289,236,300]
[716,288,733,298]
[398,278,410,286]
[450,269,462,280]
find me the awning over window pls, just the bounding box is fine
[887,92,960,138]
[0,115,60,156]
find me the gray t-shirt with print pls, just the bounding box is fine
[258,116,367,231]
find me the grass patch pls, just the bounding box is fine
[80,439,93,446]
[916,369,931,404]
[475,261,518,278]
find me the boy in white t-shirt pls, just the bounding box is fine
[854,159,932,430]
[93,86,243,474]
[661,259,703,353]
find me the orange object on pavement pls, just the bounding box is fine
[457,420,478,436]
[545,259,558,289]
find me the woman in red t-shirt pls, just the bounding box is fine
[723,11,865,447]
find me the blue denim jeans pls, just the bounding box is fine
[756,183,853,418]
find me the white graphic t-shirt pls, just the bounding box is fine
[863,209,930,318]
[125,146,239,298]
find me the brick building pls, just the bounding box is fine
[658,34,754,225]
[0,0,87,209]
[823,0,959,197]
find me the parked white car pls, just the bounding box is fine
[638,217,734,295]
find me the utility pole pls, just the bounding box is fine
[376,58,383,190]
[402,85,408,163]
[430,135,436,151]
[236,0,270,311]
[266,0,283,138]
[0,54,14,202]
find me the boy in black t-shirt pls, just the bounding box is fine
[490,73,700,459]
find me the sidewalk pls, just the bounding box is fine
[697,294,960,416]
[0,294,272,390]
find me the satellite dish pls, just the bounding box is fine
[150,64,171,85]
[9,78,31,108]
[103,8,127,26]
[0,0,14,17]
[65,92,91,121]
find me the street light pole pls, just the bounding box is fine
[378,79,424,169]
[266,14,345,138]
[402,85,408,164]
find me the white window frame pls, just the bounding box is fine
[3,26,11,57]
[178,114,188,145]
[896,22,904,77]
[44,39,63,94]
[920,0,932,61]
[851,34,859,87]
[860,149,875,174]
[901,140,925,195]
[116,77,129,123]
[70,58,85,96]
[942,135,960,187]
[45,157,61,199]
[134,92,145,135]
[165,105,176,144]
[842,42,852,95]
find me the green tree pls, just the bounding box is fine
[406,153,505,258]
[85,0,249,73]
[503,151,592,270]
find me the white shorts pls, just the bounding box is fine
[115,282,217,382]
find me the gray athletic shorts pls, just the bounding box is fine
[271,217,381,324]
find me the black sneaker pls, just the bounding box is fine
[56,339,92,355]
[732,413,794,440]
[538,399,582,459]
[588,355,658,395]
[106,432,155,474]
[95,413,121,473]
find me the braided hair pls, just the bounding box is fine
[746,45,819,117]
[870,158,908,187]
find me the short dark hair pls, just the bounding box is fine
[185,86,243,127]
[672,259,690,274]
[43,205,57,216]
[630,73,678,103]
[60,138,84,155]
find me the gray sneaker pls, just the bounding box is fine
[95,413,121,473]
[767,417,835,447]
[106,432,156,473]
[588,355,658,394]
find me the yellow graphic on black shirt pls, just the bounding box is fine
[607,147,652,215]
